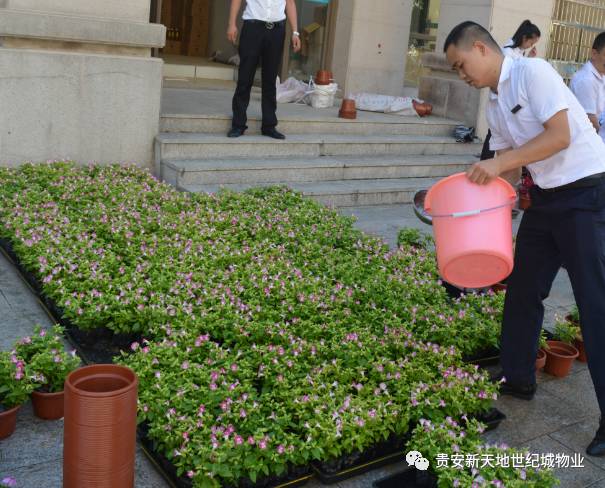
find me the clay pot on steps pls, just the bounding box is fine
[315,70,332,85]
[544,340,579,377]
[0,405,21,439]
[535,349,547,371]
[339,99,357,119]
[63,364,138,488]
[31,390,64,420]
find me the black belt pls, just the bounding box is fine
[243,19,286,29]
[537,172,605,193]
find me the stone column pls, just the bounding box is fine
[331,0,414,97]
[0,0,166,171]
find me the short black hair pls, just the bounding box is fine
[593,32,605,52]
[443,21,501,53]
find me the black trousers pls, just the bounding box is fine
[500,181,605,416]
[232,20,286,131]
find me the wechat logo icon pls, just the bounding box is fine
[406,450,430,471]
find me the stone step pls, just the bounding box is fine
[161,154,476,186]
[178,177,441,207]
[155,133,482,163]
[160,113,461,137]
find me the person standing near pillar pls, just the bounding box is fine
[227,0,301,140]
[571,32,605,141]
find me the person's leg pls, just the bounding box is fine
[499,206,561,389]
[553,184,605,454]
[260,23,286,132]
[231,22,262,131]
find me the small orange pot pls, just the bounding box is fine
[491,282,507,293]
[63,364,138,488]
[339,99,357,119]
[575,338,587,362]
[519,192,531,210]
[544,340,579,377]
[0,404,21,439]
[413,100,427,117]
[32,390,64,420]
[535,349,547,371]
[315,70,332,85]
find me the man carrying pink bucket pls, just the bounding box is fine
[425,21,605,458]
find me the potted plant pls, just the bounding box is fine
[544,320,579,378]
[0,351,34,439]
[565,306,586,362]
[14,325,80,420]
[536,330,548,371]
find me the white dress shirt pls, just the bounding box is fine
[570,61,605,141]
[487,56,605,189]
[242,0,287,22]
[501,38,525,59]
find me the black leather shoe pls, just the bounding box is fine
[490,370,537,401]
[261,128,286,140]
[227,127,245,138]
[587,418,605,457]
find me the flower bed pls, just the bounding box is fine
[0,163,554,487]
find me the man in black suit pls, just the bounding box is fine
[227,0,301,140]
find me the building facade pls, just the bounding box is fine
[3,0,595,171]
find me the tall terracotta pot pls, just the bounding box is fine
[63,365,138,488]
[338,99,356,119]
[544,340,578,378]
[0,405,21,439]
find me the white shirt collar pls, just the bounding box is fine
[589,61,605,82]
[489,56,514,101]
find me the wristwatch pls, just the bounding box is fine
[292,31,300,37]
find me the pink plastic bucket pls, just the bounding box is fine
[424,173,516,288]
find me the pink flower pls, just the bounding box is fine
[234,435,244,446]
[276,445,285,454]
[258,440,267,450]
[248,436,255,445]
[181,361,189,370]
[130,342,140,351]
[1,477,17,488]
[187,471,195,479]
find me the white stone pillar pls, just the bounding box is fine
[332,0,414,97]
[0,1,166,171]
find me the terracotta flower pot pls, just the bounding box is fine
[519,192,531,210]
[412,99,428,117]
[63,364,138,488]
[31,390,64,420]
[535,349,547,371]
[339,99,357,119]
[491,282,507,293]
[575,338,587,362]
[0,404,21,439]
[315,70,332,85]
[544,340,579,377]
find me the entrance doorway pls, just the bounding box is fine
[280,0,337,82]
[150,0,337,83]
[405,0,440,91]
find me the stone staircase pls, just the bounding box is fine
[156,113,482,207]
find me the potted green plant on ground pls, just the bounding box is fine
[536,330,548,372]
[0,351,33,439]
[544,320,579,378]
[565,306,586,362]
[15,325,81,420]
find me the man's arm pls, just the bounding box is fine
[467,110,570,185]
[496,148,521,186]
[227,0,243,44]
[285,0,301,52]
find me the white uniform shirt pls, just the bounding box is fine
[501,38,525,59]
[487,56,605,188]
[570,61,605,141]
[242,0,286,22]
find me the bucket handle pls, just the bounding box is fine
[428,201,515,219]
